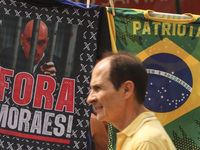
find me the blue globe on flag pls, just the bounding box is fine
[143,53,193,113]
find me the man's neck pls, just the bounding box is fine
[113,106,146,131]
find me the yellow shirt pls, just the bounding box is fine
[116,112,176,150]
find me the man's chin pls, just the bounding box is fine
[34,60,39,64]
[96,113,106,122]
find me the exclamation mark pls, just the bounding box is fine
[66,115,73,138]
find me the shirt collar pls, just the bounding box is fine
[120,112,157,137]
[33,53,45,73]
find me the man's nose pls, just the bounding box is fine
[87,92,96,104]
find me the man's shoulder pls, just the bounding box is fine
[1,47,13,55]
[1,47,24,55]
[0,47,14,68]
[41,54,60,62]
[128,119,176,149]
[52,55,61,62]
[134,118,167,139]
[0,47,27,69]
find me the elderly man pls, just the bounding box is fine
[1,20,61,79]
[87,52,176,150]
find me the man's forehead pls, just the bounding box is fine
[90,74,109,88]
[95,57,111,69]
[93,58,110,74]
[24,21,48,37]
[91,59,110,83]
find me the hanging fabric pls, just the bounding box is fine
[0,0,111,149]
[106,8,200,150]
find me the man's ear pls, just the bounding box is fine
[20,34,24,46]
[122,81,134,99]
[46,37,49,43]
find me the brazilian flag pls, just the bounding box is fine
[106,8,200,150]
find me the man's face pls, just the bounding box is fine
[21,21,49,64]
[87,59,124,123]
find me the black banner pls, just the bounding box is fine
[0,0,108,149]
